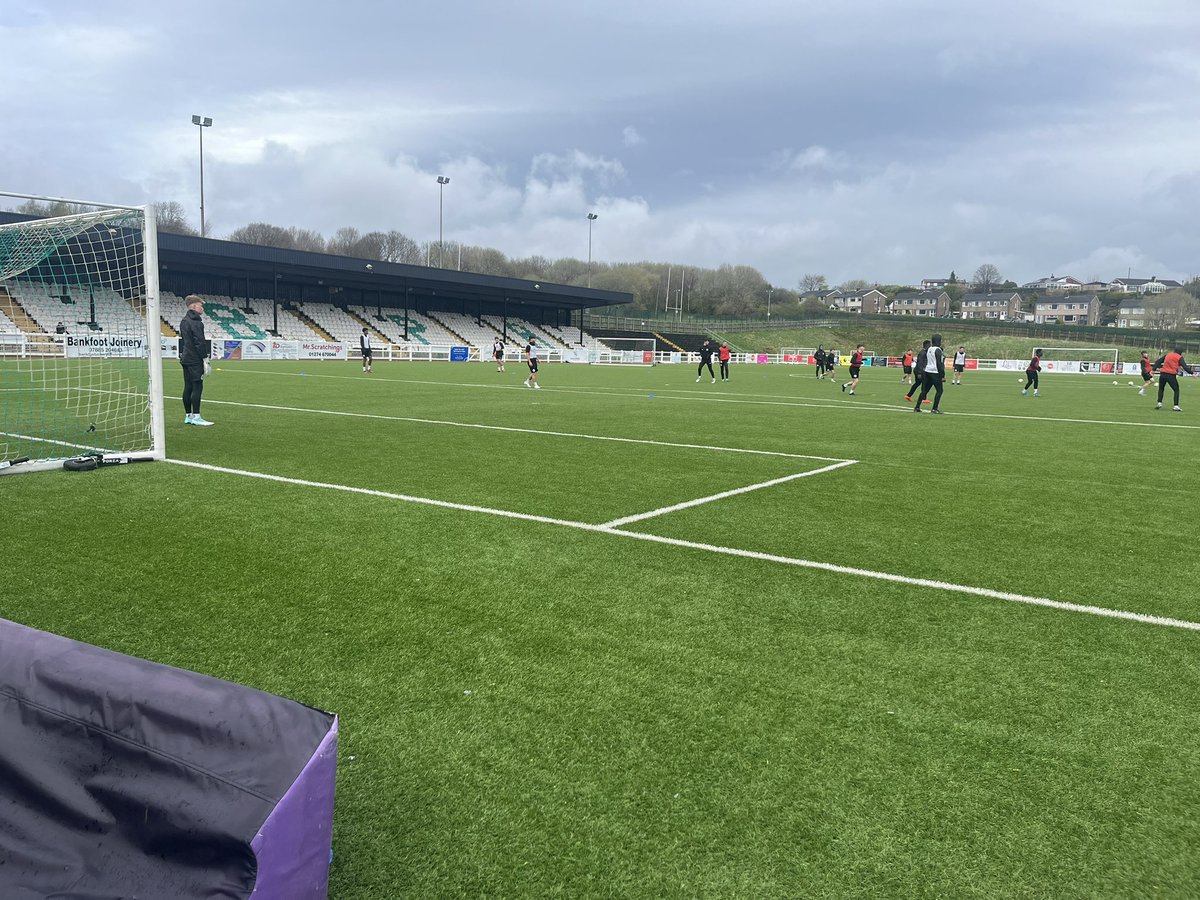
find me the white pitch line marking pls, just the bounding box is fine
[602,459,858,528]
[164,458,1200,634]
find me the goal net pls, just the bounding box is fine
[0,201,164,474]
[1037,347,1120,375]
[592,337,656,366]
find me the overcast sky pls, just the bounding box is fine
[2,0,1197,287]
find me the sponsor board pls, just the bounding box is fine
[242,340,272,361]
[222,340,243,361]
[300,341,348,360]
[450,346,470,362]
[272,340,300,360]
[161,337,179,359]
[64,335,146,358]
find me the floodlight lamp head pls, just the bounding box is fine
[587,213,598,221]
[192,115,212,127]
[437,175,450,185]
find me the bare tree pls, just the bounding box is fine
[227,222,296,248]
[1144,289,1199,344]
[838,278,871,292]
[800,273,828,294]
[154,201,198,236]
[972,264,1002,292]
[380,230,421,264]
[289,227,326,253]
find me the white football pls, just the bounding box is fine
[1127,381,1135,386]
[1112,380,1119,385]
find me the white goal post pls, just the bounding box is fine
[1036,347,1120,375]
[0,193,164,475]
[592,337,657,366]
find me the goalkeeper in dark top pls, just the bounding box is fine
[179,295,214,426]
[697,339,716,383]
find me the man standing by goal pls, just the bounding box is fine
[359,327,373,373]
[179,295,213,426]
[523,336,541,389]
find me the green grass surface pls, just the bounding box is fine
[4,359,1200,898]
[723,323,1141,360]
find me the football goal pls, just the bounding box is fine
[1037,347,1120,375]
[0,195,164,475]
[592,337,656,366]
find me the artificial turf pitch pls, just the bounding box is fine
[4,359,1200,897]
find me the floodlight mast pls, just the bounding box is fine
[191,115,213,237]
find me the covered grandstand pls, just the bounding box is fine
[0,211,633,355]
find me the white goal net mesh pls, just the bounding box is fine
[0,206,162,471]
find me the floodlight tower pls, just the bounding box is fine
[437,175,450,267]
[191,115,213,238]
[587,213,598,287]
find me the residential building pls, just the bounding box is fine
[959,292,1022,321]
[1033,294,1100,325]
[921,276,956,290]
[1022,275,1083,292]
[800,288,842,305]
[831,289,887,315]
[889,290,950,317]
[1109,276,1184,295]
[1115,299,1148,328]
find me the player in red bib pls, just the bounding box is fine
[1023,349,1041,396]
[842,345,865,395]
[1137,351,1154,396]
[1153,347,1193,411]
[718,342,731,382]
[901,349,914,385]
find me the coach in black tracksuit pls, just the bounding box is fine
[914,334,945,413]
[179,295,211,425]
[697,339,716,383]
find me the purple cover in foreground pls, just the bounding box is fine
[250,717,339,898]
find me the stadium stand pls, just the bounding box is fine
[543,324,612,351]
[427,312,505,351]
[160,292,320,341]
[7,280,145,335]
[348,306,462,346]
[482,316,567,349]
[291,301,365,342]
[0,307,18,332]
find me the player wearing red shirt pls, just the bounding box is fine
[1154,348,1193,411]
[842,344,865,395]
[901,350,914,385]
[1022,349,1041,396]
[718,343,731,382]
[1138,351,1154,395]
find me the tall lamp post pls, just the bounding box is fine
[437,175,450,267]
[766,288,774,320]
[191,115,213,238]
[586,213,598,287]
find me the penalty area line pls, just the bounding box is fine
[602,459,858,528]
[165,457,1200,634]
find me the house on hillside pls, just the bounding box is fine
[801,288,842,305]
[889,290,950,317]
[921,276,956,290]
[1022,275,1083,292]
[1109,276,1184,295]
[831,289,887,315]
[960,292,1022,321]
[1033,294,1100,325]
[1116,299,1149,328]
